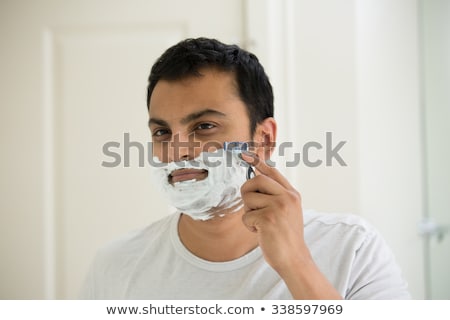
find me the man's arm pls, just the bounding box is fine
[240,151,342,299]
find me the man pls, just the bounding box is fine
[80,38,410,299]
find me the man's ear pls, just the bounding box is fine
[253,117,277,160]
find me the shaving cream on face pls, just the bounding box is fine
[151,150,248,221]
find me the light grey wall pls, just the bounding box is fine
[247,0,426,298]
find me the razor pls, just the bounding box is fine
[223,142,256,180]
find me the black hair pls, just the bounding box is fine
[146,37,274,135]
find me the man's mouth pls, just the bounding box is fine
[169,168,208,184]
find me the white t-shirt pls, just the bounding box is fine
[79,210,411,299]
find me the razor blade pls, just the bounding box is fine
[223,142,255,180]
[223,141,250,153]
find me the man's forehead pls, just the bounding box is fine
[148,68,248,128]
[149,68,239,104]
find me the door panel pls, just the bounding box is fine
[50,24,183,299]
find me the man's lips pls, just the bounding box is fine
[169,169,208,183]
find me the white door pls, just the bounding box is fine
[0,0,245,299]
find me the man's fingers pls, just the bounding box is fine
[241,189,277,211]
[240,174,283,196]
[241,207,271,233]
[240,151,292,190]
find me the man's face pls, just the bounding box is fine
[148,68,252,184]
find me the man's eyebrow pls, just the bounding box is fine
[148,118,169,128]
[180,109,226,124]
[148,109,227,128]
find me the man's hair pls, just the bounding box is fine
[146,37,274,135]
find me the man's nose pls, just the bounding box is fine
[168,132,201,162]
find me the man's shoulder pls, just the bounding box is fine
[303,209,387,270]
[303,209,377,244]
[79,213,178,299]
[304,209,373,230]
[95,213,176,263]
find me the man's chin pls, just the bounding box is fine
[179,199,244,221]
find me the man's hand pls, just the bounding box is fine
[240,151,342,299]
[240,152,306,274]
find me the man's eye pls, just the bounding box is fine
[153,129,170,137]
[195,123,215,130]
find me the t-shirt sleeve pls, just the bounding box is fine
[345,229,411,299]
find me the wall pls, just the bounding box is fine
[356,0,425,299]
[247,0,426,298]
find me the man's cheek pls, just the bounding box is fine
[151,142,170,163]
[202,140,223,153]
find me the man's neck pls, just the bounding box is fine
[178,210,258,262]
